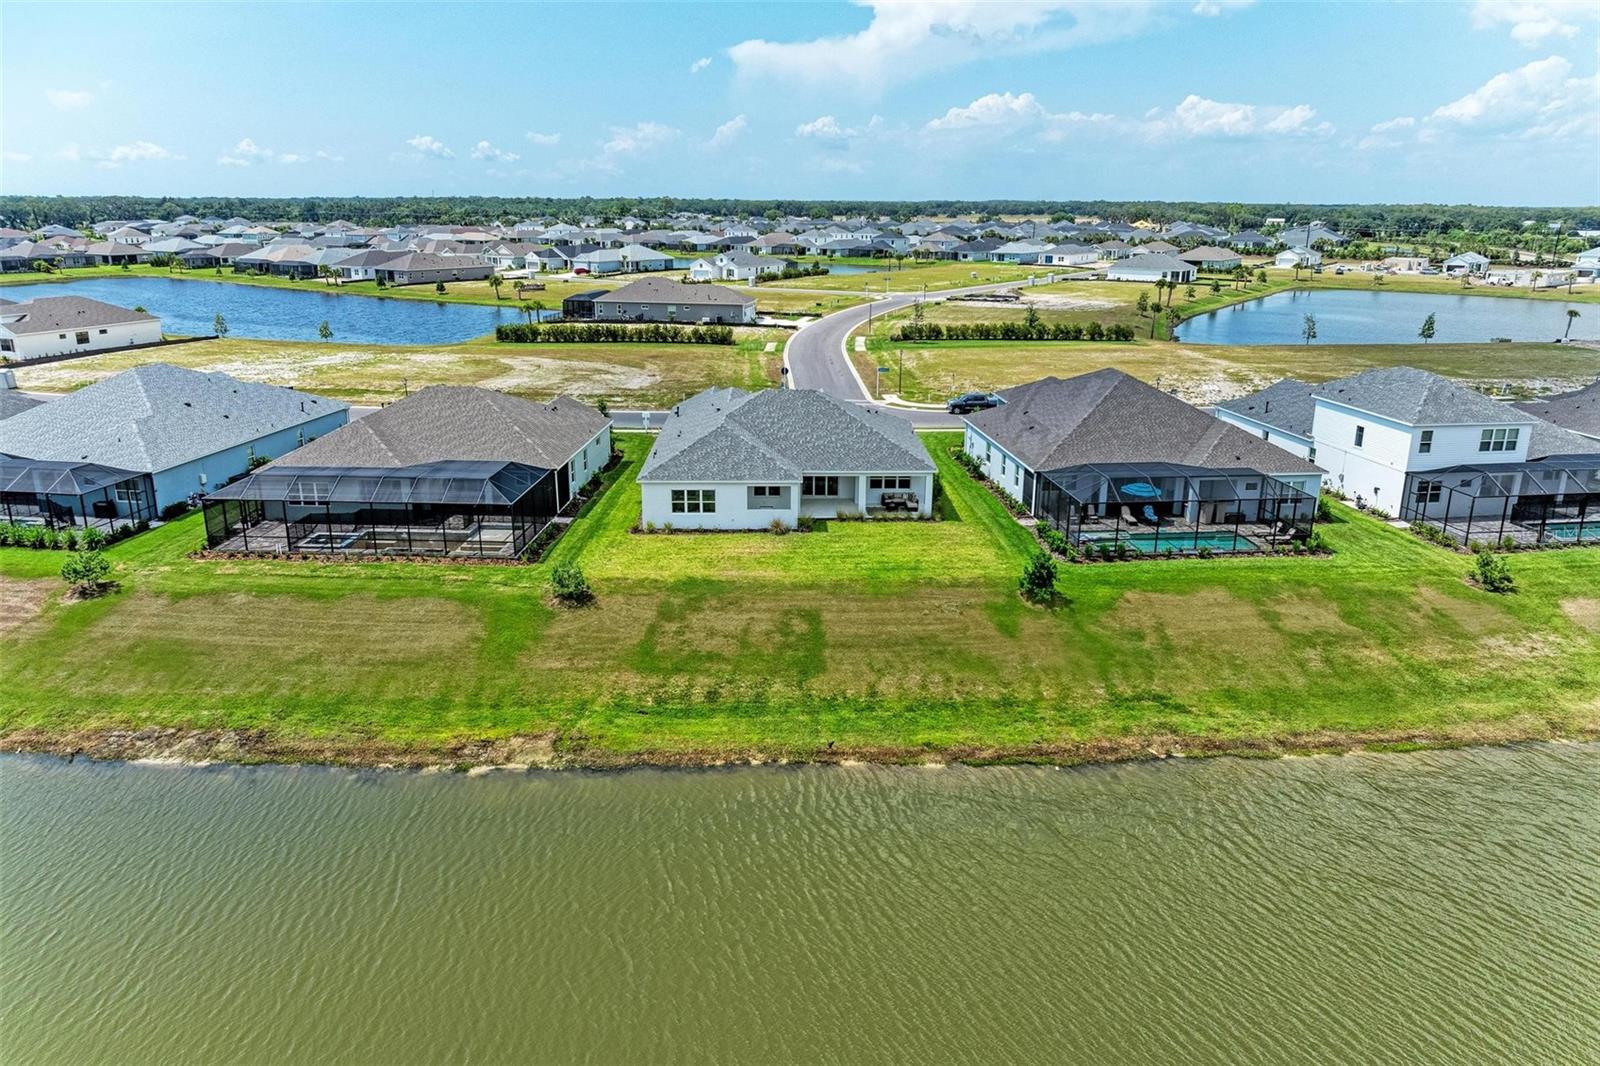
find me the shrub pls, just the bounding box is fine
[893,320,1134,343]
[1197,545,1215,559]
[1472,548,1516,593]
[1036,523,1071,557]
[60,550,112,596]
[1411,521,1457,548]
[834,509,865,522]
[769,517,790,535]
[495,322,735,345]
[81,526,107,550]
[160,502,191,521]
[795,514,816,533]
[1019,550,1058,602]
[549,563,594,605]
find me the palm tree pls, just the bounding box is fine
[1565,308,1581,339]
[489,273,504,299]
[519,301,535,325]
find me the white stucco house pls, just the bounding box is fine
[0,296,163,360]
[638,387,936,530]
[1105,253,1197,284]
[1274,247,1322,269]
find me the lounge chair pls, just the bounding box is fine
[1142,505,1160,525]
[1120,505,1139,526]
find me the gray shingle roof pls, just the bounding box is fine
[0,364,347,473]
[966,369,1322,475]
[1525,416,1600,460]
[0,296,157,336]
[640,388,935,482]
[1312,367,1535,426]
[602,276,754,307]
[1515,380,1600,439]
[264,386,606,472]
[1215,379,1317,438]
[0,389,43,420]
[1109,253,1194,274]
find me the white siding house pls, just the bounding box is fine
[0,296,163,359]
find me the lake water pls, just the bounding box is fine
[1178,288,1597,345]
[0,277,522,344]
[3,745,1596,1064]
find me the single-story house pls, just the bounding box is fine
[561,289,609,320]
[1575,247,1600,278]
[235,242,322,278]
[591,277,755,324]
[990,241,1052,264]
[335,248,404,281]
[1275,247,1322,268]
[1106,253,1197,284]
[1178,246,1242,272]
[687,251,794,283]
[571,243,674,275]
[84,240,146,266]
[1096,240,1136,260]
[1442,252,1491,276]
[0,363,348,512]
[963,369,1322,552]
[638,387,936,529]
[0,296,163,360]
[1041,243,1098,267]
[1379,256,1430,273]
[202,386,609,559]
[372,252,494,286]
[1226,230,1272,249]
[954,238,1005,261]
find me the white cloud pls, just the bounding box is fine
[46,88,93,110]
[709,114,748,148]
[1144,94,1330,138]
[1191,0,1253,14]
[54,144,81,162]
[216,137,315,166]
[405,134,454,159]
[315,149,344,162]
[2,150,31,163]
[1357,114,1417,150]
[795,114,883,144]
[922,91,1114,140]
[94,140,179,169]
[470,139,520,163]
[524,131,562,146]
[729,0,1161,90]
[602,121,679,156]
[689,56,711,74]
[1428,55,1595,137]
[1470,0,1593,45]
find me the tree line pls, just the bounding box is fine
[495,322,735,345]
[3,194,1594,235]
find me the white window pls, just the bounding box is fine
[287,479,332,504]
[115,484,144,503]
[1418,430,1433,454]
[1414,480,1442,505]
[752,485,782,497]
[1479,427,1519,453]
[670,488,716,514]
[1354,425,1365,447]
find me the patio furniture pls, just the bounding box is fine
[1142,505,1160,524]
[1120,506,1139,526]
[879,491,919,513]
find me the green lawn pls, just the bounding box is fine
[3,431,1598,765]
[764,259,1059,293]
[12,332,787,409]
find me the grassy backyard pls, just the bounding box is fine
[764,258,1059,293]
[12,332,787,409]
[2,432,1598,766]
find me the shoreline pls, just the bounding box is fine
[4,720,1595,774]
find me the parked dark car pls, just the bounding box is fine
[946,391,1001,414]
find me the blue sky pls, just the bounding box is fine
[3,1,1597,205]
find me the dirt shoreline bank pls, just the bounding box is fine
[4,720,1594,773]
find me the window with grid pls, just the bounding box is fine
[1418,430,1433,454]
[1478,428,1518,452]
[670,488,716,513]
[1414,480,1442,505]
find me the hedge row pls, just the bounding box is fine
[895,321,1137,342]
[495,322,736,345]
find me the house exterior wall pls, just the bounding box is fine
[641,480,801,530]
[157,409,349,510]
[963,422,1031,508]
[380,262,494,285]
[1311,398,1529,514]
[564,425,612,505]
[1212,409,1316,460]
[0,317,163,360]
[592,298,756,324]
[1106,262,1198,284]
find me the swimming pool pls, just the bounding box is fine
[1540,520,1599,542]
[1080,531,1258,554]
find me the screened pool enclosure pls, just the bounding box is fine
[0,455,156,531]
[202,460,559,559]
[1033,462,1318,554]
[1400,459,1600,547]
